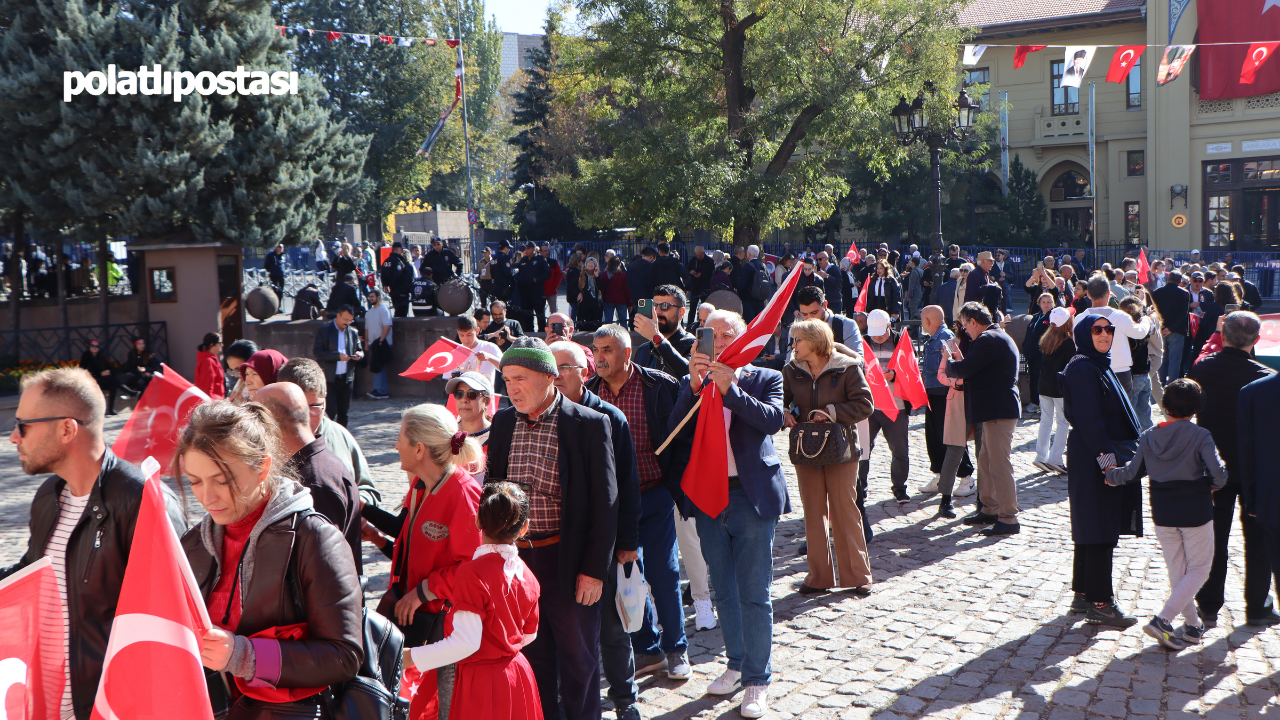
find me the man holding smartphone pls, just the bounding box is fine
[633,285,696,378]
[483,299,524,351]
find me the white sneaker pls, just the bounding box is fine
[740,686,769,718]
[920,473,940,494]
[706,669,742,696]
[694,599,718,630]
[955,476,976,496]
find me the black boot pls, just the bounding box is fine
[935,495,956,519]
[105,389,117,416]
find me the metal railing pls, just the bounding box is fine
[0,322,168,366]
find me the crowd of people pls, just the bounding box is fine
[6,238,1280,720]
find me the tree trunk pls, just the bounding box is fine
[733,223,761,247]
[98,237,110,336]
[326,202,338,240]
[7,213,22,336]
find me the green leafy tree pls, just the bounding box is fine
[1003,153,1048,244]
[553,0,972,245]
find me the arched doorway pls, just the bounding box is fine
[1048,169,1093,246]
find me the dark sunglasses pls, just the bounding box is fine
[1090,325,1117,336]
[13,416,85,438]
[453,390,484,401]
[652,302,680,312]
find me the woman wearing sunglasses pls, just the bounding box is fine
[446,371,493,464]
[1062,314,1143,629]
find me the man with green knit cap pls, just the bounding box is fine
[484,336,619,720]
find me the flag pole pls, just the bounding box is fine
[455,1,477,265]
[656,397,702,455]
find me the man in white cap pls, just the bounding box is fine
[858,309,914,520]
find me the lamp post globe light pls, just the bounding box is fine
[890,83,980,254]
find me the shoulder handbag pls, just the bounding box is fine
[788,408,855,467]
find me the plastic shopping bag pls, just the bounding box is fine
[616,561,647,633]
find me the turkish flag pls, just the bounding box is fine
[379,35,395,44]
[888,334,927,410]
[861,339,899,422]
[680,258,806,518]
[853,276,870,313]
[1136,248,1151,284]
[0,557,58,720]
[1013,45,1047,69]
[90,459,213,720]
[1105,45,1145,83]
[326,30,341,42]
[400,337,474,381]
[1241,43,1280,83]
[111,364,209,475]
[1198,0,1280,99]
[845,242,860,263]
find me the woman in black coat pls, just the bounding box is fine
[1062,313,1143,628]
[1021,293,1056,411]
[864,261,902,318]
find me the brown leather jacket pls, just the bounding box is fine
[182,480,363,714]
[782,351,875,428]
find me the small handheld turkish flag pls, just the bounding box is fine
[854,277,871,313]
[0,557,58,720]
[889,334,927,410]
[1136,249,1151,284]
[845,242,860,263]
[1105,45,1145,83]
[400,337,475,381]
[1241,43,1280,84]
[861,339,899,422]
[90,458,213,720]
[111,365,209,475]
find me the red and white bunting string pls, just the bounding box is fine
[274,24,458,49]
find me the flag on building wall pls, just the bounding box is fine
[1105,45,1145,83]
[1156,45,1195,85]
[1060,46,1097,88]
[1197,0,1280,98]
[962,45,988,66]
[1013,45,1047,69]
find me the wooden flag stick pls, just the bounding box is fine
[655,396,703,455]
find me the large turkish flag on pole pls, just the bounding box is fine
[1197,0,1280,99]
[0,557,59,720]
[90,459,213,720]
[111,365,209,474]
[680,260,805,519]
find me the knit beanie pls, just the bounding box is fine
[500,336,558,376]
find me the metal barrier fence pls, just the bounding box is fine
[0,321,168,365]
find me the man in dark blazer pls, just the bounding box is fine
[1240,371,1280,587]
[312,304,363,426]
[484,337,618,720]
[1152,271,1190,383]
[668,309,785,717]
[1188,312,1279,627]
[937,268,959,324]
[816,252,844,314]
[945,301,1021,536]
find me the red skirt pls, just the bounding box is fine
[448,653,543,720]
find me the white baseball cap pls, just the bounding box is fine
[445,371,493,397]
[1049,307,1072,327]
[867,309,892,336]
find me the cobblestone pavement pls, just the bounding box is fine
[1,397,1274,720]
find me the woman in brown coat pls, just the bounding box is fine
[178,401,363,719]
[782,319,876,595]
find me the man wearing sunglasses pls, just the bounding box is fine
[632,285,696,378]
[1,368,185,719]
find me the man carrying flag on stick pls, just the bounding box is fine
[1,368,186,719]
[857,311,915,519]
[660,256,805,718]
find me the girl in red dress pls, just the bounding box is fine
[405,482,543,720]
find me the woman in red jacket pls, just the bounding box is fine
[194,332,226,399]
[361,403,483,719]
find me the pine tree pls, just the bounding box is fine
[507,11,585,243]
[1004,154,1048,244]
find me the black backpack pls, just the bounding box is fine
[750,263,777,300]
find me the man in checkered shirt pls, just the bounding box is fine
[483,336,618,720]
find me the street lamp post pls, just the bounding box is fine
[890,84,980,255]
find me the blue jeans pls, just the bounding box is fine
[694,485,777,687]
[372,369,388,395]
[1160,333,1186,385]
[631,489,688,656]
[604,303,627,324]
[1130,373,1153,430]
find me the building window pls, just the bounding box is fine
[1051,61,1079,115]
[1126,151,1145,177]
[1127,56,1141,109]
[1244,160,1280,181]
[964,68,990,107]
[1125,202,1141,244]
[1207,194,1232,247]
[1050,170,1091,201]
[149,267,177,303]
[1206,163,1233,183]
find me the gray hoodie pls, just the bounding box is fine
[1105,420,1227,489]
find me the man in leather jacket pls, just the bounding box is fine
[1,368,185,720]
[632,285,696,378]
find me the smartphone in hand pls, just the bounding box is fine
[697,327,715,359]
[637,298,653,319]
[551,322,565,336]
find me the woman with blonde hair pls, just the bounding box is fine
[576,256,603,330]
[178,401,363,718]
[782,319,875,595]
[360,403,484,719]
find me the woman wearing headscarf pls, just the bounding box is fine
[238,349,288,397]
[1062,313,1143,628]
